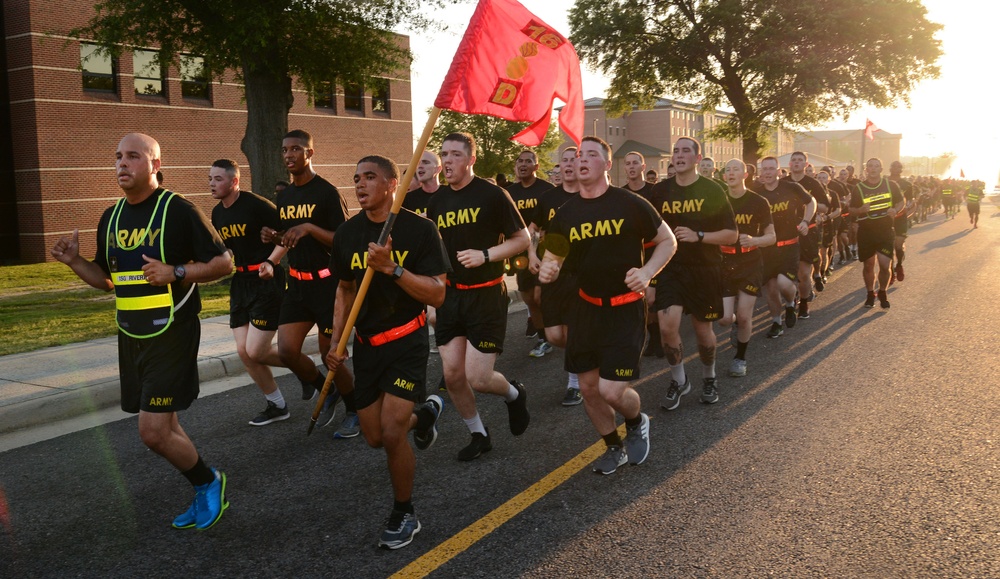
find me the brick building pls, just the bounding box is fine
[1,0,413,263]
[569,97,795,184]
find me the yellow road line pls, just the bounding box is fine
[391,424,629,579]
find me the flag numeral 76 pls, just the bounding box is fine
[522,20,565,49]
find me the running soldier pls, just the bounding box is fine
[259,130,358,436]
[402,150,442,218]
[209,160,289,426]
[652,137,738,409]
[751,157,816,338]
[966,180,984,228]
[888,161,914,281]
[781,152,829,319]
[621,151,662,358]
[505,150,553,358]
[716,159,774,377]
[850,158,905,309]
[428,132,530,461]
[325,155,448,549]
[51,133,233,530]
[539,136,676,474]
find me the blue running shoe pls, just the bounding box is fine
[171,498,197,529]
[379,510,421,549]
[194,469,229,530]
[334,412,361,439]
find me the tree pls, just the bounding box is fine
[428,110,564,181]
[568,0,942,164]
[71,0,435,199]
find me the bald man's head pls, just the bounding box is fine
[116,133,161,195]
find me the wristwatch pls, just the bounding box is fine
[392,265,405,280]
[697,231,705,243]
[173,265,186,282]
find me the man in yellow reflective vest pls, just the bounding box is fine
[849,158,905,309]
[51,133,233,530]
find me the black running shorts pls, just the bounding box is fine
[351,329,428,409]
[515,265,539,292]
[229,269,284,331]
[565,298,645,381]
[968,202,980,216]
[435,282,508,353]
[762,243,799,282]
[654,264,724,322]
[118,317,201,414]
[799,228,820,265]
[857,226,894,262]
[278,277,335,337]
[540,272,577,328]
[722,254,764,298]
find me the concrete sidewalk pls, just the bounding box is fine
[0,278,523,437]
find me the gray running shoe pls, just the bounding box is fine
[334,412,361,439]
[661,377,691,411]
[528,340,554,358]
[379,510,421,550]
[561,387,583,406]
[767,322,783,339]
[592,445,627,475]
[729,358,747,377]
[701,377,719,404]
[248,401,290,427]
[624,413,650,465]
[316,390,340,428]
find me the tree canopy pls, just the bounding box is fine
[72,0,439,198]
[428,110,564,181]
[569,0,942,163]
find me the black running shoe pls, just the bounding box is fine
[767,322,783,338]
[878,290,890,309]
[248,401,290,427]
[785,306,797,328]
[864,292,876,308]
[814,276,825,292]
[457,429,492,461]
[505,381,530,435]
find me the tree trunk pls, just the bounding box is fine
[742,135,762,167]
[240,53,293,202]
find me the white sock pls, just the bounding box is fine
[463,413,487,436]
[567,373,579,390]
[704,363,716,379]
[504,381,519,402]
[265,389,286,409]
[670,363,686,385]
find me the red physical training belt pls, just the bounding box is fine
[776,238,799,247]
[578,288,644,307]
[720,245,758,254]
[446,276,504,290]
[235,263,262,273]
[289,267,332,281]
[355,312,427,347]
[642,241,656,249]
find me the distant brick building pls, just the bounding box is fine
[1,0,412,263]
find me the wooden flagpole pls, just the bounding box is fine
[308,106,443,434]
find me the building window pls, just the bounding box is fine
[344,82,363,112]
[314,81,335,110]
[81,43,116,93]
[133,50,164,97]
[180,54,210,99]
[371,78,390,114]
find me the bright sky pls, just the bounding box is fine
[408,0,997,183]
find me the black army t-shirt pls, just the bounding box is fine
[427,176,525,286]
[96,189,226,321]
[402,188,436,218]
[276,174,349,271]
[330,209,449,335]
[211,191,279,268]
[547,186,662,299]
[727,190,773,251]
[505,178,552,228]
[650,175,736,266]
[752,181,813,242]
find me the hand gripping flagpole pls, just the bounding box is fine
[308,106,443,435]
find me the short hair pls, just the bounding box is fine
[517,149,538,163]
[866,157,882,167]
[725,159,746,171]
[561,146,578,157]
[760,156,779,166]
[701,156,714,164]
[646,169,658,176]
[675,137,701,155]
[790,151,808,161]
[443,132,476,157]
[625,151,645,163]
[421,150,442,165]
[581,136,612,161]
[358,155,400,181]
[284,129,313,147]
[211,159,240,178]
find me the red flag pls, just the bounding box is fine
[435,0,584,146]
[960,168,965,178]
[864,119,880,141]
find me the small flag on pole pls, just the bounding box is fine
[960,168,966,178]
[435,0,584,146]
[864,119,880,141]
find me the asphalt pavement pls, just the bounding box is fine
[2,203,999,578]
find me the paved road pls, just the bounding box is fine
[2,206,999,578]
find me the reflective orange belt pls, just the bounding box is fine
[355,312,427,347]
[578,288,644,307]
[776,238,799,247]
[720,245,758,254]
[289,267,332,281]
[446,276,504,290]
[235,263,261,273]
[642,241,656,249]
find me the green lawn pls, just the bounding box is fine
[0,263,231,356]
